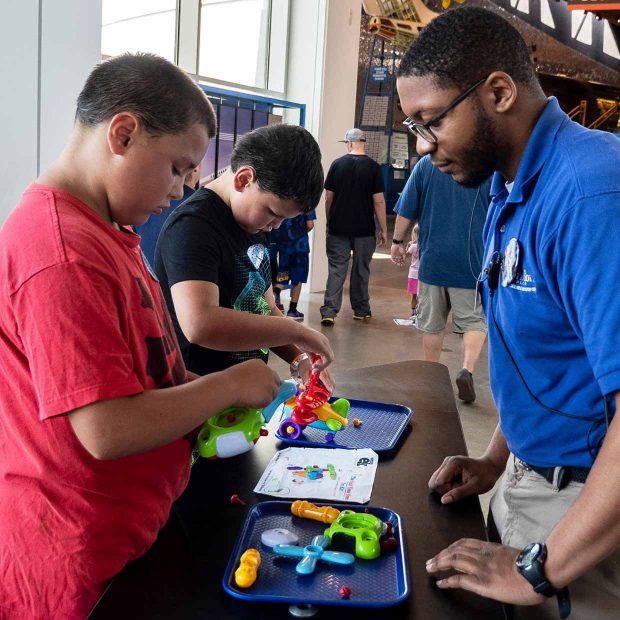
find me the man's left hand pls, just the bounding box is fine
[426,539,546,607]
[376,231,386,247]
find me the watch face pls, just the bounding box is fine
[517,543,543,568]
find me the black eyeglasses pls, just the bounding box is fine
[403,77,487,144]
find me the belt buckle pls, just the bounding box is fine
[513,457,530,482]
[515,457,531,472]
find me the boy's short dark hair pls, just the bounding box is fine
[76,53,216,138]
[231,125,323,214]
[397,7,538,90]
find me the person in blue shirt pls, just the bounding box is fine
[270,211,316,321]
[397,7,620,619]
[134,166,200,266]
[135,165,200,266]
[391,155,491,403]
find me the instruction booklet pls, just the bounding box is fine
[254,447,378,503]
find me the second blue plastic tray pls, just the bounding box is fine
[274,398,412,452]
[222,500,409,608]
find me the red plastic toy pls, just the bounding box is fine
[277,355,350,441]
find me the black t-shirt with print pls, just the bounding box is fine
[154,187,271,375]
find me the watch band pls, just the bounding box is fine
[556,587,571,620]
[516,543,571,619]
[392,238,404,244]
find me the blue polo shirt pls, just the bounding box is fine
[482,97,620,468]
[395,155,491,289]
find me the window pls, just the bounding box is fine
[196,86,303,182]
[102,0,290,94]
[198,0,271,89]
[101,0,176,61]
[197,0,289,93]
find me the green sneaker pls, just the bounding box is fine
[321,317,335,326]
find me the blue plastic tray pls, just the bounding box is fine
[222,501,409,608]
[274,398,412,452]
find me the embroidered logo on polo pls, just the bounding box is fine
[508,269,536,293]
[500,238,537,294]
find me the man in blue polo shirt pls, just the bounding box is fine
[390,155,491,403]
[397,7,620,619]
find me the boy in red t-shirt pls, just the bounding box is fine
[0,54,286,619]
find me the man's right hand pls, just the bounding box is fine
[222,360,281,409]
[428,455,505,504]
[391,243,406,266]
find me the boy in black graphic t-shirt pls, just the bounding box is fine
[155,124,333,380]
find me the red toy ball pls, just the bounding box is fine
[339,585,352,599]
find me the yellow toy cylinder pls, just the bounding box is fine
[234,548,261,588]
[291,500,340,524]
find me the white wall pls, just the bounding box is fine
[0,1,40,224]
[286,0,363,293]
[0,0,102,224]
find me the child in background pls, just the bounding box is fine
[135,164,200,266]
[155,124,333,380]
[406,224,420,321]
[271,211,316,321]
[0,53,281,619]
[268,232,284,311]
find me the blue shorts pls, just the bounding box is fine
[275,250,310,286]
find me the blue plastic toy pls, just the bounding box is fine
[262,380,298,421]
[272,534,355,575]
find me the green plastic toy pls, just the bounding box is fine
[323,509,387,560]
[195,381,298,459]
[196,407,266,459]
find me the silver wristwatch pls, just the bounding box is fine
[289,353,311,382]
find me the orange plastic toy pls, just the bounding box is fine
[291,500,341,524]
[234,548,261,588]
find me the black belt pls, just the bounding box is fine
[523,462,590,489]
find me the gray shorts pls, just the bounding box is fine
[416,281,487,334]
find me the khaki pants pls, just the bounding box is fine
[490,456,620,620]
[416,282,486,334]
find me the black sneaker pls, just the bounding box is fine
[320,317,335,326]
[456,368,476,403]
[287,308,305,321]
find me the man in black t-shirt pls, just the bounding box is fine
[320,128,387,325]
[155,124,334,380]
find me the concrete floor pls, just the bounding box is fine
[269,219,500,516]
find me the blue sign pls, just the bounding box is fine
[371,66,389,82]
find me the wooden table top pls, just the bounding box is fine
[89,360,505,620]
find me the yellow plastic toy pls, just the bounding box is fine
[234,548,261,588]
[284,395,349,429]
[291,500,340,524]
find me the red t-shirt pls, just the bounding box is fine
[0,185,191,619]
